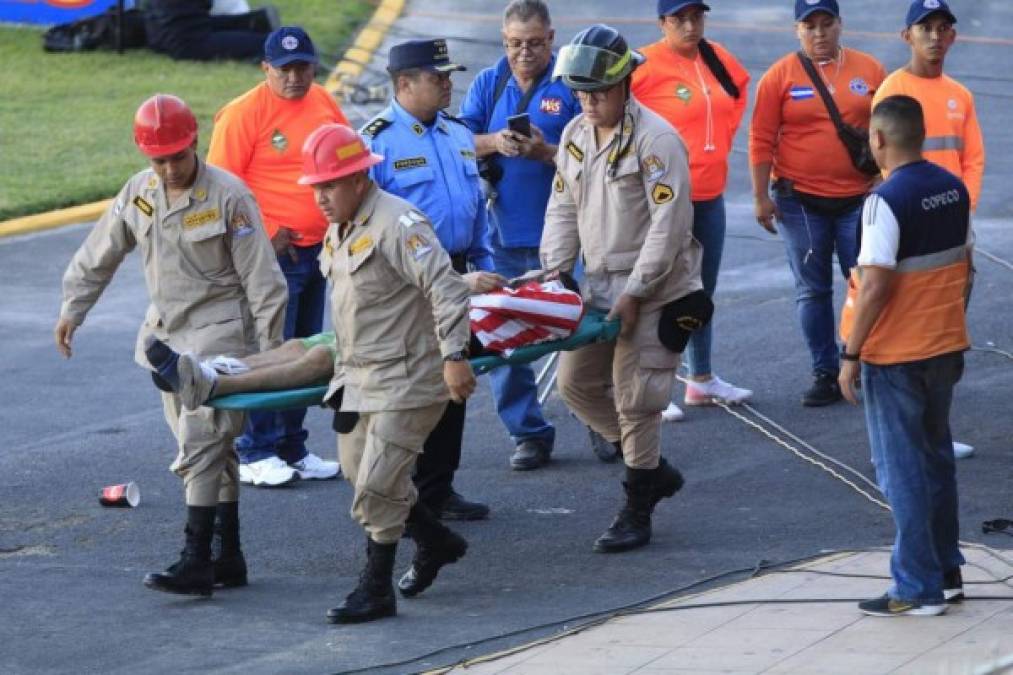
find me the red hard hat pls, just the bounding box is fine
[297,123,383,185]
[133,94,198,158]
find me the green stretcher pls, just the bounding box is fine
[209,310,619,412]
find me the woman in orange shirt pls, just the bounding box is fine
[632,0,753,421]
[748,0,885,407]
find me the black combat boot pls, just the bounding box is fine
[144,506,216,596]
[398,502,468,597]
[327,538,397,624]
[212,502,248,588]
[593,467,656,553]
[650,457,685,509]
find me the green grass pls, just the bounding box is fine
[0,0,374,220]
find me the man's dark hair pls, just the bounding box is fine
[871,95,926,152]
[504,0,551,26]
[390,67,426,91]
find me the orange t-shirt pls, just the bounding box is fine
[633,40,750,201]
[207,82,349,245]
[749,48,886,198]
[872,69,985,211]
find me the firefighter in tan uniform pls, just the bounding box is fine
[543,25,704,554]
[296,124,476,624]
[54,94,287,597]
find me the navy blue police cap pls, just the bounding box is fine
[386,39,466,74]
[906,0,957,27]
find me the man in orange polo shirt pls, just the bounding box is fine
[208,26,346,487]
[873,0,984,212]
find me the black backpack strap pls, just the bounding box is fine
[698,39,740,100]
[796,51,846,133]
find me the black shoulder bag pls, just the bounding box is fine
[796,51,880,176]
[698,39,740,100]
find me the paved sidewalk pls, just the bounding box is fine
[449,547,1013,674]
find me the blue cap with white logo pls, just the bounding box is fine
[657,0,710,16]
[906,0,957,27]
[795,0,840,21]
[264,26,318,67]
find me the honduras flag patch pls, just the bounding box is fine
[790,86,816,100]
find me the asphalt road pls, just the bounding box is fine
[1,1,1011,673]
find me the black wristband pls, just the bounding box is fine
[841,351,861,362]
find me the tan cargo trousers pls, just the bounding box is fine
[161,392,245,506]
[557,306,679,469]
[338,401,447,544]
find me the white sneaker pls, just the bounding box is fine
[239,456,298,487]
[662,402,685,422]
[177,352,218,410]
[685,375,753,406]
[953,442,974,459]
[290,453,340,480]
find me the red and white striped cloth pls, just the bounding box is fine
[470,280,584,355]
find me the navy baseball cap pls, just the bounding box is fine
[386,39,466,74]
[906,0,957,27]
[264,26,318,67]
[795,0,840,21]
[658,0,710,16]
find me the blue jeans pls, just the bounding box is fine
[862,352,965,603]
[685,196,726,377]
[236,243,327,464]
[774,189,860,376]
[488,244,555,448]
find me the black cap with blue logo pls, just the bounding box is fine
[386,39,466,74]
[263,26,318,67]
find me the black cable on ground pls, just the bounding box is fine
[331,545,1013,675]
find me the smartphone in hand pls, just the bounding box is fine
[506,113,531,138]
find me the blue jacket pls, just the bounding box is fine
[360,100,493,271]
[458,54,581,248]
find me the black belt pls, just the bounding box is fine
[450,253,468,274]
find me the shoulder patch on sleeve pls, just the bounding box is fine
[566,141,584,162]
[651,183,674,205]
[405,232,433,260]
[360,117,392,139]
[641,155,666,182]
[133,196,153,217]
[229,208,255,238]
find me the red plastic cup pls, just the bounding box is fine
[99,482,140,508]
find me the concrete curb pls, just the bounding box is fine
[324,0,405,95]
[0,0,405,240]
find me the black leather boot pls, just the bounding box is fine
[650,457,685,509]
[398,502,468,597]
[144,506,215,596]
[327,538,397,624]
[212,502,247,588]
[593,467,655,553]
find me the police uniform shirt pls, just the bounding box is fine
[60,159,288,364]
[360,100,493,270]
[458,54,581,248]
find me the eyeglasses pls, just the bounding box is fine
[503,38,549,52]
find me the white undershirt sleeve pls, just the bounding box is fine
[857,194,900,269]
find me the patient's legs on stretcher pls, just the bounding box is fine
[211,343,334,397]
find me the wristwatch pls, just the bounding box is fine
[444,350,469,362]
[840,346,861,362]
